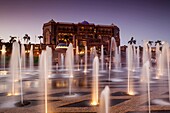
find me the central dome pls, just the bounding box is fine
[81,20,89,25]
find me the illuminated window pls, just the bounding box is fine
[35,47,39,49]
[94,28,96,33]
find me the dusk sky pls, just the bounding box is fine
[0,0,170,45]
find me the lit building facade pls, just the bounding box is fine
[43,19,120,53]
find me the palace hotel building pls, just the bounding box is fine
[43,19,120,53]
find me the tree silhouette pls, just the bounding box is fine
[155,40,162,46]
[38,36,43,44]
[9,36,17,43]
[128,37,136,44]
[23,34,30,43]
[0,38,3,44]
[148,41,154,46]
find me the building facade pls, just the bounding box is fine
[43,19,120,53]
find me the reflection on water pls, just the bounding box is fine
[0,64,129,96]
[0,66,94,94]
[0,64,128,97]
[50,75,90,89]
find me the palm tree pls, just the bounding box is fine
[0,38,3,44]
[155,40,162,46]
[23,34,30,43]
[9,36,17,43]
[148,41,154,46]
[128,37,136,44]
[38,36,43,50]
[38,36,43,44]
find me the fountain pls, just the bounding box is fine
[65,43,74,95]
[132,45,137,71]
[19,50,23,105]
[161,42,169,74]
[76,46,80,70]
[118,46,121,67]
[150,42,170,108]
[136,46,140,68]
[156,42,169,77]
[101,45,104,71]
[90,47,93,63]
[100,45,108,73]
[29,45,34,71]
[9,42,20,96]
[21,44,26,70]
[0,45,7,75]
[114,45,121,70]
[160,42,170,101]
[60,53,64,70]
[156,43,160,65]
[141,61,151,113]
[98,86,110,113]
[84,46,87,73]
[90,48,93,63]
[127,44,135,95]
[93,47,97,56]
[142,41,150,65]
[155,43,162,78]
[157,52,163,77]
[39,50,48,113]
[91,56,99,105]
[108,37,121,80]
[108,37,114,81]
[140,41,152,81]
[167,44,170,102]
[148,43,152,62]
[90,47,97,64]
[46,46,52,76]
[8,42,30,107]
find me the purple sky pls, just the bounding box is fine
[0,0,170,45]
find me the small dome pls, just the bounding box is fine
[56,43,68,49]
[81,20,89,25]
